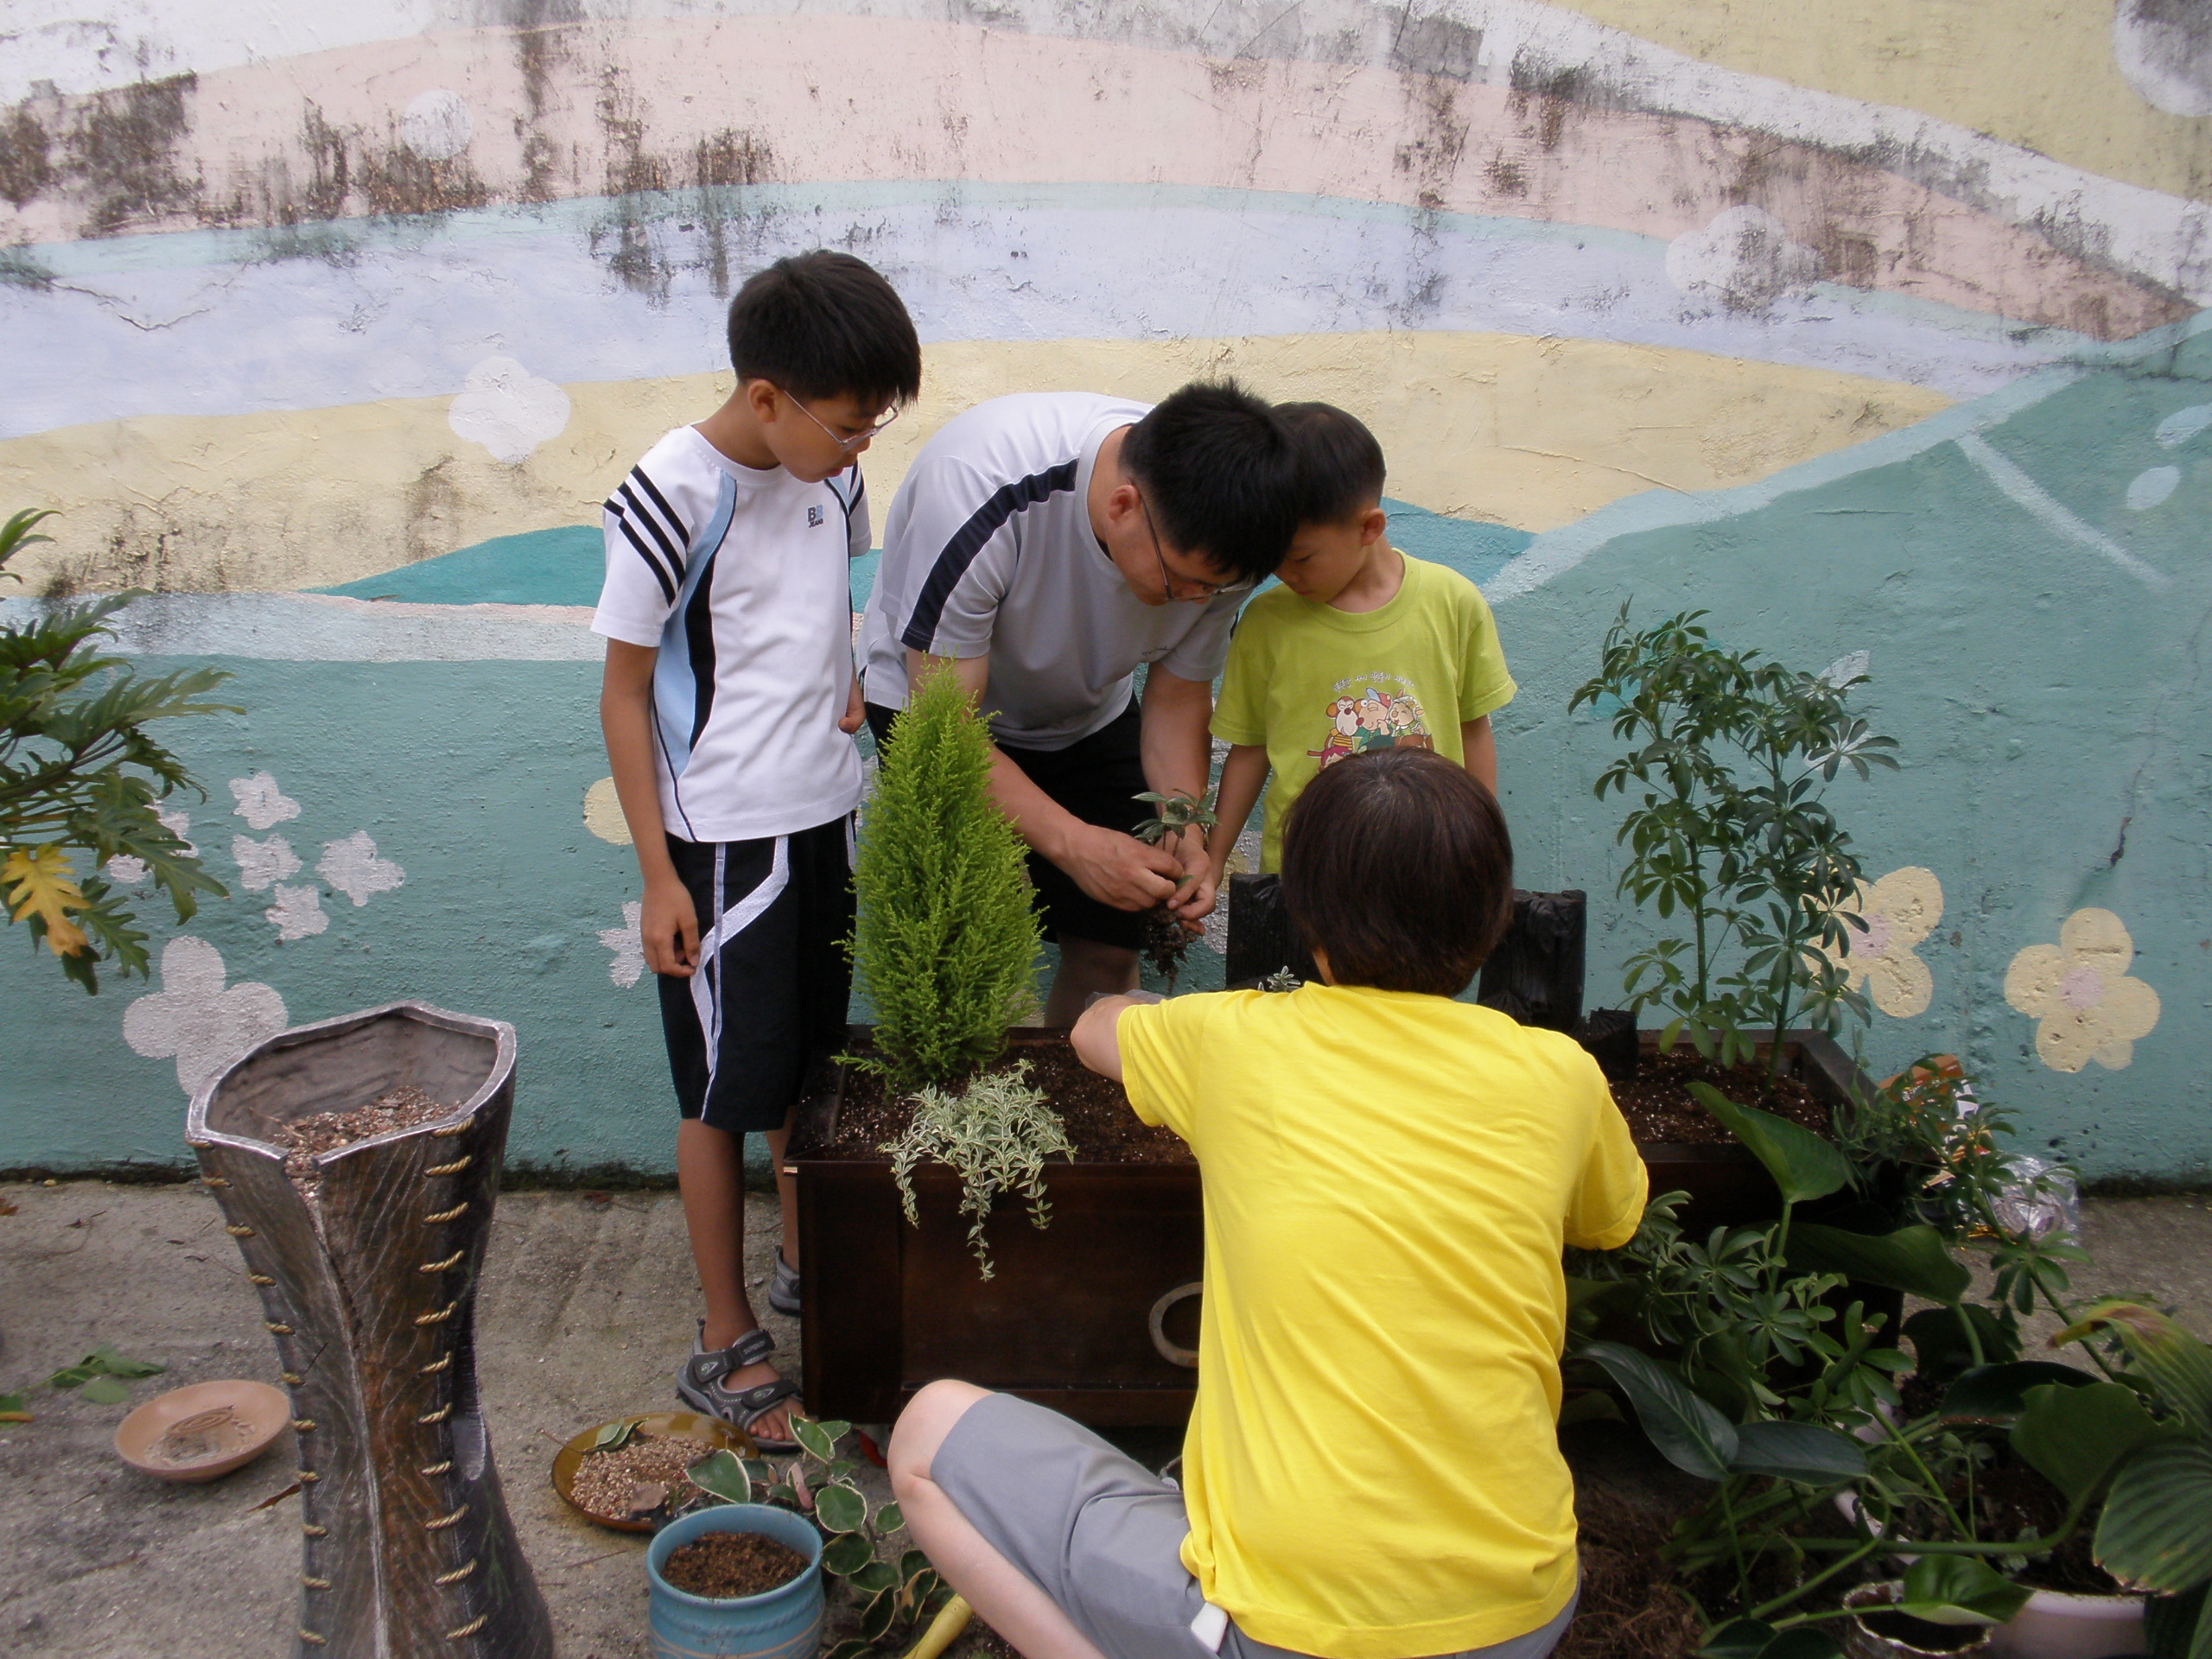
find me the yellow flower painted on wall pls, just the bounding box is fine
[2004,909,2162,1072]
[1819,867,1943,1018]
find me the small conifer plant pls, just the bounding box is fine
[851,662,1042,1091]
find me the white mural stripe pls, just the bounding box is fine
[0,594,603,662]
[1954,435,2174,592]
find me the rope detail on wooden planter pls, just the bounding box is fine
[248,1273,276,1285]
[425,1505,468,1531]
[226,1224,256,1236]
[299,1630,327,1645]
[423,1202,468,1223]
[418,1250,465,1274]
[414,1302,457,1325]
[418,1404,454,1425]
[266,1322,294,1334]
[434,1559,479,1586]
[302,1576,331,1590]
[420,1459,453,1476]
[429,1122,469,1137]
[293,1418,317,1432]
[420,1355,451,1375]
[445,1614,489,1641]
[280,1371,302,1384]
[303,1525,327,1537]
[201,1175,230,1186]
[424,1155,472,1177]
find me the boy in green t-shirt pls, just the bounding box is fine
[1204,403,1516,888]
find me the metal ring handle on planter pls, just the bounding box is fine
[1148,1282,1203,1369]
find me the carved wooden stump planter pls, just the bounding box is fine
[786,1028,1203,1427]
[185,1002,555,1659]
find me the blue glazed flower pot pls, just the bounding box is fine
[645,1503,824,1659]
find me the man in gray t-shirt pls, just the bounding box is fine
[859,381,1300,1023]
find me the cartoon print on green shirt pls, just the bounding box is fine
[1308,674,1432,768]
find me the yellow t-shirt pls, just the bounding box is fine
[1118,986,1646,1659]
[1211,554,1516,871]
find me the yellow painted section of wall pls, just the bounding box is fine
[1,334,1951,595]
[1562,0,2212,204]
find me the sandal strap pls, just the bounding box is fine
[690,1323,777,1389]
[727,1376,802,1421]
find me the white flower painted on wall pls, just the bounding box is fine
[230,772,301,830]
[318,831,405,907]
[1665,206,1821,312]
[107,807,194,884]
[266,883,329,943]
[2004,908,2162,1072]
[1817,867,1944,1019]
[400,89,474,160]
[449,355,571,463]
[600,900,645,988]
[123,938,288,1096]
[232,833,302,893]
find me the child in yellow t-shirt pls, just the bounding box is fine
[886,750,1645,1659]
[1206,402,1516,886]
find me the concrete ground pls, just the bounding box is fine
[3,1180,2208,1659]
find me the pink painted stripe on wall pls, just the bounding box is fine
[2,16,2183,342]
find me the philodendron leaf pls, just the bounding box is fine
[815,1481,868,1535]
[1894,1556,2033,1626]
[850,1559,899,1596]
[859,1586,899,1642]
[1686,1083,1848,1205]
[1789,1223,1973,1305]
[686,1449,753,1505]
[2056,1300,2212,1440]
[820,1534,876,1577]
[2095,1440,2212,1595]
[2012,1382,2172,1503]
[1729,1419,1866,1484]
[1940,1362,2094,1423]
[876,1500,905,1533]
[792,1416,840,1461]
[1580,1340,1738,1481]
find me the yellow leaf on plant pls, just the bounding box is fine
[2,845,91,956]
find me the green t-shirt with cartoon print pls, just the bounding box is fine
[1212,553,1516,872]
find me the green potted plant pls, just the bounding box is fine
[1568,607,1897,1230]
[787,666,1207,1424]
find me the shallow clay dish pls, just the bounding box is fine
[551,1410,753,1534]
[115,1380,291,1482]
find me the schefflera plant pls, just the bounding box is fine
[851,661,1042,1091]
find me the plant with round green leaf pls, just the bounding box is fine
[690,1415,950,1653]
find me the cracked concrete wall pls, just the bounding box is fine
[0,0,2206,1179]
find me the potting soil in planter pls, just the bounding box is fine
[1605,1046,1827,1141]
[267,1084,454,1195]
[824,1044,1191,1164]
[661,1530,810,1599]
[1889,1450,2125,1597]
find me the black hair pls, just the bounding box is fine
[1277,401,1387,524]
[1280,748,1513,997]
[1118,379,1300,583]
[727,251,922,410]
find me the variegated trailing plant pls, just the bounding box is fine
[687,1416,960,1655]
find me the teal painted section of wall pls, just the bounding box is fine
[1488,323,2212,1180]
[316,526,606,607]
[0,659,675,1176]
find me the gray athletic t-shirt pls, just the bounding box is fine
[858,392,1249,750]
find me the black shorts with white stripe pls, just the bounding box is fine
[656,817,855,1135]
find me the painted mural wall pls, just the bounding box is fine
[2,1,2206,1179]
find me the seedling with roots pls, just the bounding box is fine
[1129,789,1217,991]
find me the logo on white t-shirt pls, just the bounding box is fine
[807,505,824,527]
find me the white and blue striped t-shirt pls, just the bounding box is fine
[857,393,1249,751]
[593,425,868,843]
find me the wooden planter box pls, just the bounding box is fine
[785,1028,1202,1427]
[785,1020,1872,1426]
[1643,1028,1872,1235]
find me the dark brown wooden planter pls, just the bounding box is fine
[1643,1029,1872,1236]
[785,1028,1202,1427]
[786,1023,1873,1427]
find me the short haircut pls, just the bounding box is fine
[1278,401,1387,524]
[1119,379,1300,583]
[1280,749,1513,997]
[727,251,922,410]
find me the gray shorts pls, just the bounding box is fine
[931,1393,1579,1659]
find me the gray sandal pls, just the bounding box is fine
[768,1252,801,1317]
[676,1323,800,1452]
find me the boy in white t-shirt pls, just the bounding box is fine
[593,251,920,1451]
